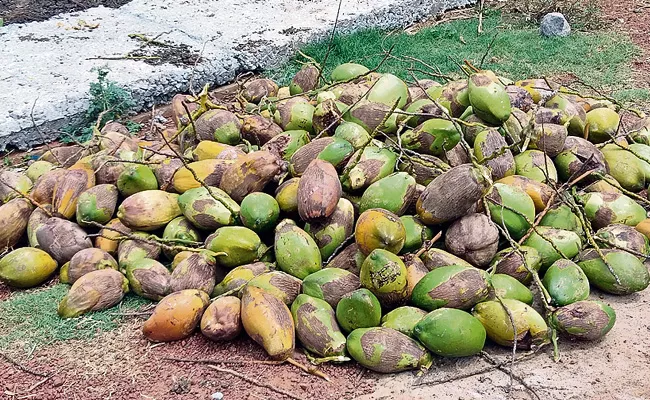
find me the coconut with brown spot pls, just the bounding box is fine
[172,158,235,194]
[170,251,218,294]
[496,175,553,213]
[66,248,118,284]
[30,169,66,205]
[346,327,432,373]
[473,298,549,349]
[301,268,361,308]
[178,186,240,230]
[290,137,354,176]
[397,153,450,187]
[291,294,347,357]
[355,208,406,256]
[219,150,283,202]
[76,184,118,227]
[241,115,283,146]
[551,300,616,340]
[0,198,33,252]
[445,213,499,267]
[27,205,52,248]
[52,164,95,219]
[595,223,649,255]
[35,217,92,264]
[211,262,272,297]
[360,249,410,308]
[342,146,398,193]
[241,285,295,360]
[416,164,490,225]
[411,265,490,311]
[490,246,542,284]
[117,190,181,231]
[58,269,129,318]
[312,99,344,136]
[474,129,516,180]
[117,232,162,271]
[580,192,646,230]
[153,158,183,192]
[304,198,355,260]
[0,170,33,203]
[194,109,241,145]
[125,258,171,301]
[246,271,303,305]
[201,296,242,341]
[420,248,473,271]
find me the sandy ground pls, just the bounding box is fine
[1,286,649,400]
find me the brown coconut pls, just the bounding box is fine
[445,213,499,267]
[291,64,320,93]
[170,252,218,294]
[297,159,342,221]
[325,243,366,275]
[0,198,33,252]
[100,132,140,154]
[90,154,127,185]
[241,115,283,146]
[39,145,92,168]
[67,248,118,284]
[30,169,66,205]
[35,217,92,264]
[200,296,242,341]
[171,94,199,129]
[242,79,279,103]
[505,85,534,112]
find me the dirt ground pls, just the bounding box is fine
[0,0,131,24]
[600,0,650,87]
[2,287,648,400]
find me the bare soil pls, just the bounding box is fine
[600,0,650,87]
[0,0,131,24]
[2,287,649,400]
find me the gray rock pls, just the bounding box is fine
[540,12,571,38]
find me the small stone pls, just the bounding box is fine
[540,12,571,38]
[211,392,224,400]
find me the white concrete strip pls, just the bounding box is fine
[0,0,473,150]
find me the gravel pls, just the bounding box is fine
[0,0,475,151]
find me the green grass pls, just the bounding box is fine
[0,284,150,353]
[269,12,643,107]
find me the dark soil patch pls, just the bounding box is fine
[0,0,131,24]
[599,0,650,87]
